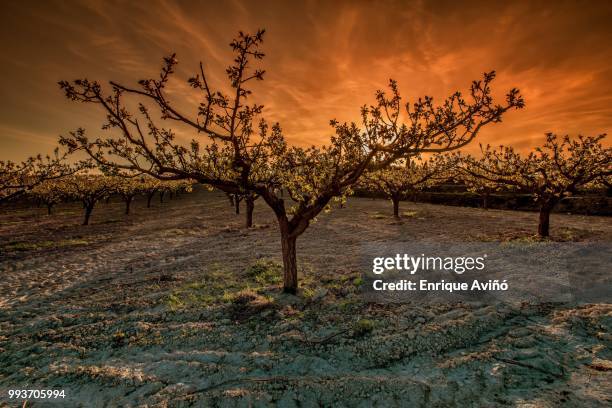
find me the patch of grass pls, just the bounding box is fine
[556,228,588,242]
[506,234,547,243]
[58,239,89,247]
[166,228,183,235]
[98,219,121,225]
[166,263,254,309]
[402,211,418,217]
[245,259,283,285]
[111,330,127,348]
[354,319,376,336]
[229,289,276,321]
[337,298,362,312]
[167,293,184,310]
[301,287,316,299]
[3,238,89,252]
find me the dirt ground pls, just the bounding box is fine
[0,189,611,407]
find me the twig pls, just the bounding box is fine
[302,328,351,345]
[493,356,563,378]
[186,376,293,396]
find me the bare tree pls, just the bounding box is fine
[59,30,523,293]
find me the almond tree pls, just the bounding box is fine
[362,155,456,217]
[141,176,162,208]
[63,173,116,225]
[460,133,611,237]
[59,29,523,293]
[229,191,260,226]
[29,179,67,215]
[455,163,505,209]
[163,179,194,199]
[0,149,76,203]
[112,176,144,215]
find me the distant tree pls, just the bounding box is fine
[455,161,506,209]
[0,149,76,203]
[63,173,116,225]
[225,192,235,208]
[233,193,243,215]
[112,176,144,215]
[59,29,523,293]
[460,133,611,237]
[363,155,456,217]
[141,176,162,208]
[229,191,259,226]
[29,179,66,215]
[163,179,194,198]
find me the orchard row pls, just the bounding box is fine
[1,29,610,293]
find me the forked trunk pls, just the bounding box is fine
[273,211,299,294]
[245,196,254,228]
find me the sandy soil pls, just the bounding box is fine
[0,189,611,407]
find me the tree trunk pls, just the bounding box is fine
[160,191,165,203]
[235,195,240,215]
[226,193,235,207]
[83,204,94,225]
[482,192,490,210]
[147,192,154,208]
[538,204,553,237]
[47,203,53,215]
[125,196,133,215]
[392,196,400,218]
[169,191,174,200]
[281,230,298,294]
[245,196,254,228]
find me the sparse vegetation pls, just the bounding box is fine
[2,190,610,406]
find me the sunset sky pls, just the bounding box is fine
[1,0,611,161]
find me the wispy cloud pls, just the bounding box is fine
[0,0,611,160]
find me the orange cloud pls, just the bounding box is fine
[0,0,610,160]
